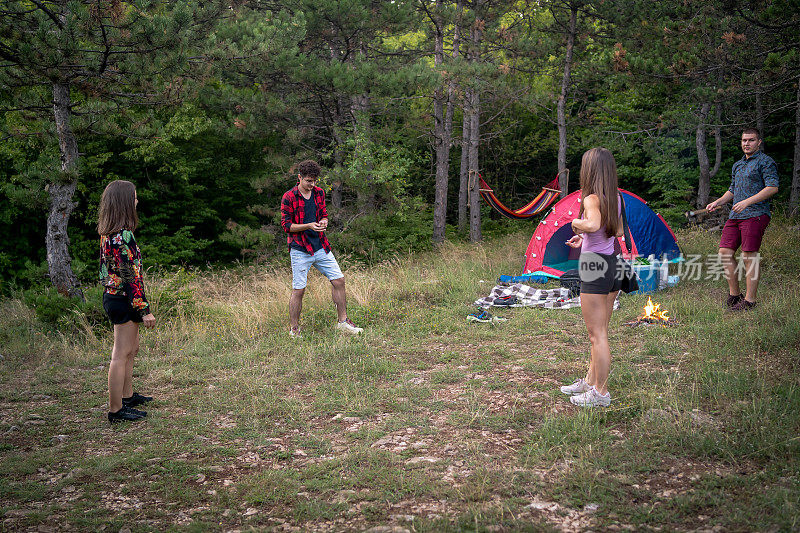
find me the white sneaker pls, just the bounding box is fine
[289,327,302,338]
[336,318,363,335]
[570,387,611,407]
[560,378,590,395]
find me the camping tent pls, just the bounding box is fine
[523,190,681,278]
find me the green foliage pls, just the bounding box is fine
[344,131,416,202]
[476,209,521,241]
[20,285,106,331]
[149,268,198,318]
[140,227,212,266]
[335,203,434,262]
[219,222,276,260]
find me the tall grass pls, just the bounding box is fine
[0,222,798,531]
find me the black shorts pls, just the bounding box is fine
[579,252,622,295]
[103,293,142,325]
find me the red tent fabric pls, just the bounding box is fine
[523,190,639,277]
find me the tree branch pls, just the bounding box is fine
[30,0,64,29]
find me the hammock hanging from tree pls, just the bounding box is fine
[478,174,562,220]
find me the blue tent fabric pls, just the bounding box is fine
[622,192,681,261]
[524,189,682,279]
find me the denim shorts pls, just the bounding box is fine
[290,248,344,289]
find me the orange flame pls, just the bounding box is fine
[641,296,669,321]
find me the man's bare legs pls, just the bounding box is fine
[289,288,305,330]
[290,278,348,327]
[719,247,741,297]
[331,277,347,322]
[721,248,762,303]
[741,251,761,303]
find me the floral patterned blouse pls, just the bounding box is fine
[99,229,150,316]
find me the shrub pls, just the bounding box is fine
[148,267,198,318]
[21,285,107,331]
[334,207,433,262]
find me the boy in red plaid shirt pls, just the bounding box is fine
[281,160,362,336]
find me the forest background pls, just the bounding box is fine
[1,0,799,301]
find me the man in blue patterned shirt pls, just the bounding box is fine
[706,128,779,311]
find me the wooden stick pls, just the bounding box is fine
[684,207,709,218]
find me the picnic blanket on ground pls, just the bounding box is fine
[474,283,620,310]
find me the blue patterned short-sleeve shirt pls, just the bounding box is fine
[728,150,779,220]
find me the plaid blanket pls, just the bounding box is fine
[474,283,620,310]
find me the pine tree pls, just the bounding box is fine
[727,0,800,214]
[421,0,463,244]
[0,0,226,297]
[613,0,749,207]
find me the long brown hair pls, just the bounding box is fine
[97,180,138,235]
[578,147,621,238]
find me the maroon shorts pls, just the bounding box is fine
[719,214,770,252]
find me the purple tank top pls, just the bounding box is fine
[581,194,621,255]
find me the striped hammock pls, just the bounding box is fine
[479,175,561,220]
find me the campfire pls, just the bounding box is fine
[624,297,677,327]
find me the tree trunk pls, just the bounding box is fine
[468,89,481,242]
[755,88,765,141]
[695,102,722,208]
[330,45,346,211]
[331,109,344,210]
[350,93,375,210]
[457,4,469,235]
[48,82,82,298]
[446,1,462,147]
[696,103,710,208]
[556,3,577,198]
[790,78,800,215]
[468,7,483,243]
[432,0,450,244]
[331,142,344,211]
[458,102,470,233]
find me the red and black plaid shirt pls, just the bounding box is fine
[280,185,332,254]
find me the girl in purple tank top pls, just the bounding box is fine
[560,148,623,407]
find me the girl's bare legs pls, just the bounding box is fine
[108,321,139,412]
[581,292,615,396]
[122,329,140,399]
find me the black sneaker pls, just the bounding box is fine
[108,406,146,424]
[125,406,147,417]
[122,392,153,408]
[725,293,743,308]
[731,298,756,312]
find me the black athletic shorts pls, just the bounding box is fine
[102,293,143,325]
[579,252,623,295]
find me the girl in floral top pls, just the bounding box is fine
[98,180,156,424]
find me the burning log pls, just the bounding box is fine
[624,297,677,327]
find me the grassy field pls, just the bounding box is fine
[1,222,799,532]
